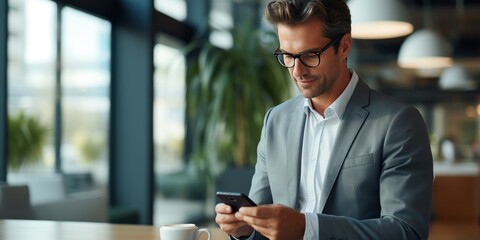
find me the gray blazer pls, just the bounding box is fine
[248,79,433,240]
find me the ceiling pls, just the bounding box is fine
[350,0,480,87]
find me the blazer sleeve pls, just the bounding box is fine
[249,107,274,206]
[248,107,274,240]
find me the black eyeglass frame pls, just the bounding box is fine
[273,34,344,68]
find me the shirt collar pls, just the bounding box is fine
[303,69,359,120]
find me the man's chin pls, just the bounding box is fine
[299,91,316,99]
[298,88,323,99]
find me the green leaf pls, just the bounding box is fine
[7,113,49,170]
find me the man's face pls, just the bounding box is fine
[277,18,348,101]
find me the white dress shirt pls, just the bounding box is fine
[300,70,359,239]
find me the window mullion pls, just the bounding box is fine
[54,2,63,173]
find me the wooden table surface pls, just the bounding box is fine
[1,219,478,239]
[429,220,480,240]
[0,220,228,240]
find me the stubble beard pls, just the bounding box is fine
[295,75,327,99]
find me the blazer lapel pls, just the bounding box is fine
[285,101,306,208]
[319,80,370,212]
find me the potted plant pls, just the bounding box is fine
[186,23,292,186]
[8,112,49,171]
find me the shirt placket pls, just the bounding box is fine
[309,115,325,212]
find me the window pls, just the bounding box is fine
[8,0,56,173]
[61,7,111,185]
[153,0,234,226]
[209,0,233,49]
[154,36,186,174]
[154,35,208,226]
[155,0,187,21]
[7,0,111,190]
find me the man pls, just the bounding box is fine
[215,0,433,239]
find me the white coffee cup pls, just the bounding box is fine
[160,223,211,240]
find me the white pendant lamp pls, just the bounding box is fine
[348,0,414,39]
[397,29,453,69]
[439,65,475,90]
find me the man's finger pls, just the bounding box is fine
[249,224,276,240]
[215,203,233,213]
[236,211,271,229]
[238,204,277,218]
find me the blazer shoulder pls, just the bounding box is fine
[269,95,304,116]
[262,95,304,130]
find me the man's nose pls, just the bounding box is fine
[292,58,308,77]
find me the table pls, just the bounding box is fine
[433,162,480,222]
[2,219,478,239]
[0,220,228,240]
[429,220,480,240]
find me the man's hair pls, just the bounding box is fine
[265,0,351,41]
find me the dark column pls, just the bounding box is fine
[110,0,154,225]
[186,0,209,30]
[233,0,261,29]
[0,0,8,181]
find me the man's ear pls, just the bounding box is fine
[339,33,352,58]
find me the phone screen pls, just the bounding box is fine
[216,191,257,212]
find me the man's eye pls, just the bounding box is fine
[283,54,294,60]
[302,52,318,59]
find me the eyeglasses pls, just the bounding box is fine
[273,34,344,68]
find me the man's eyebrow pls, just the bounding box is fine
[276,47,321,55]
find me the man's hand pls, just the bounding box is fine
[235,204,305,240]
[215,203,254,238]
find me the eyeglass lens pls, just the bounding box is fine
[277,52,319,68]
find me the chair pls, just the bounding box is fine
[6,174,108,222]
[0,183,34,219]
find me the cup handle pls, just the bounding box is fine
[198,228,211,240]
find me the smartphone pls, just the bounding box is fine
[216,191,257,212]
